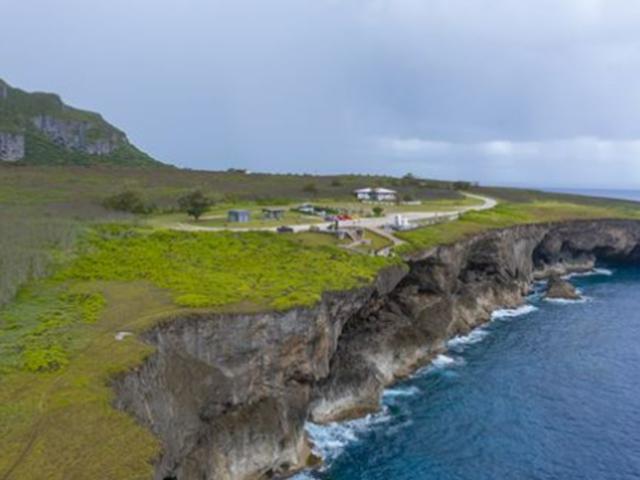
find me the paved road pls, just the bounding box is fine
[175,193,497,234]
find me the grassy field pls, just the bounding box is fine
[0,225,397,479]
[0,164,462,208]
[397,201,640,253]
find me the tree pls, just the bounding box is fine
[178,190,211,221]
[302,182,318,195]
[102,190,150,214]
[372,206,384,217]
[330,178,342,187]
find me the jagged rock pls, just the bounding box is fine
[545,275,581,300]
[0,132,25,161]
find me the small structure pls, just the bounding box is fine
[297,203,315,214]
[354,187,398,202]
[262,208,286,220]
[228,209,251,223]
[335,227,365,242]
[393,214,410,230]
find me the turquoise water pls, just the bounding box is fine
[300,267,640,479]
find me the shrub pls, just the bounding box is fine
[372,206,384,217]
[302,183,318,195]
[103,190,151,214]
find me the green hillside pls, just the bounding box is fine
[0,78,159,166]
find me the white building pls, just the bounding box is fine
[354,187,398,202]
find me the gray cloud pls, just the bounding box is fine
[3,0,640,187]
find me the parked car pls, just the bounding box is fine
[277,225,294,233]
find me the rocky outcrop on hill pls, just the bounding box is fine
[0,78,158,165]
[114,219,640,480]
[30,114,126,156]
[0,132,25,161]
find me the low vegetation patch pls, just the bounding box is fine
[0,225,397,479]
[397,201,640,253]
[60,226,394,310]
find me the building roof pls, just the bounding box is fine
[373,188,397,194]
[354,187,397,194]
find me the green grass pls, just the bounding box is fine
[60,226,394,310]
[0,225,398,479]
[397,201,640,253]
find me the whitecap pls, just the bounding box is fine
[305,406,392,462]
[431,354,465,368]
[383,386,421,399]
[491,304,538,320]
[564,268,613,279]
[447,328,488,349]
[544,295,592,305]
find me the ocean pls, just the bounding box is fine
[297,267,640,479]
[544,188,640,203]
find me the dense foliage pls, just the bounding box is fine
[61,226,394,310]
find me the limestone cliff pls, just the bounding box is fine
[113,219,640,480]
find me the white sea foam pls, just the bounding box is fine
[564,268,613,279]
[383,386,421,399]
[544,295,592,305]
[447,328,489,349]
[305,407,392,463]
[491,304,539,320]
[431,354,465,368]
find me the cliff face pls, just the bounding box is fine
[113,219,640,480]
[31,114,126,156]
[0,131,25,162]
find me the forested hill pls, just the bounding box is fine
[0,78,160,166]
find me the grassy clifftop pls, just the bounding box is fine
[2,165,640,478]
[0,78,159,166]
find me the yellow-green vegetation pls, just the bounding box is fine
[60,226,393,310]
[397,201,640,253]
[0,225,396,479]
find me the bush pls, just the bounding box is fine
[302,183,318,195]
[372,206,384,217]
[103,190,152,214]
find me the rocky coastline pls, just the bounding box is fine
[113,219,640,480]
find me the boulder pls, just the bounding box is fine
[545,275,581,300]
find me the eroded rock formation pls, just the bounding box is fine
[113,219,640,480]
[0,132,25,161]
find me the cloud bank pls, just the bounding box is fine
[2,0,640,187]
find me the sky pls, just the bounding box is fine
[3,0,640,188]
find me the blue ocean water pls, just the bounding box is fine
[300,267,640,480]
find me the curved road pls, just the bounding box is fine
[175,193,497,235]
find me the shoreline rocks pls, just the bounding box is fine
[545,275,581,300]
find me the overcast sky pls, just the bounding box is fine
[3,0,640,188]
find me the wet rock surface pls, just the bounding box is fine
[545,275,581,300]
